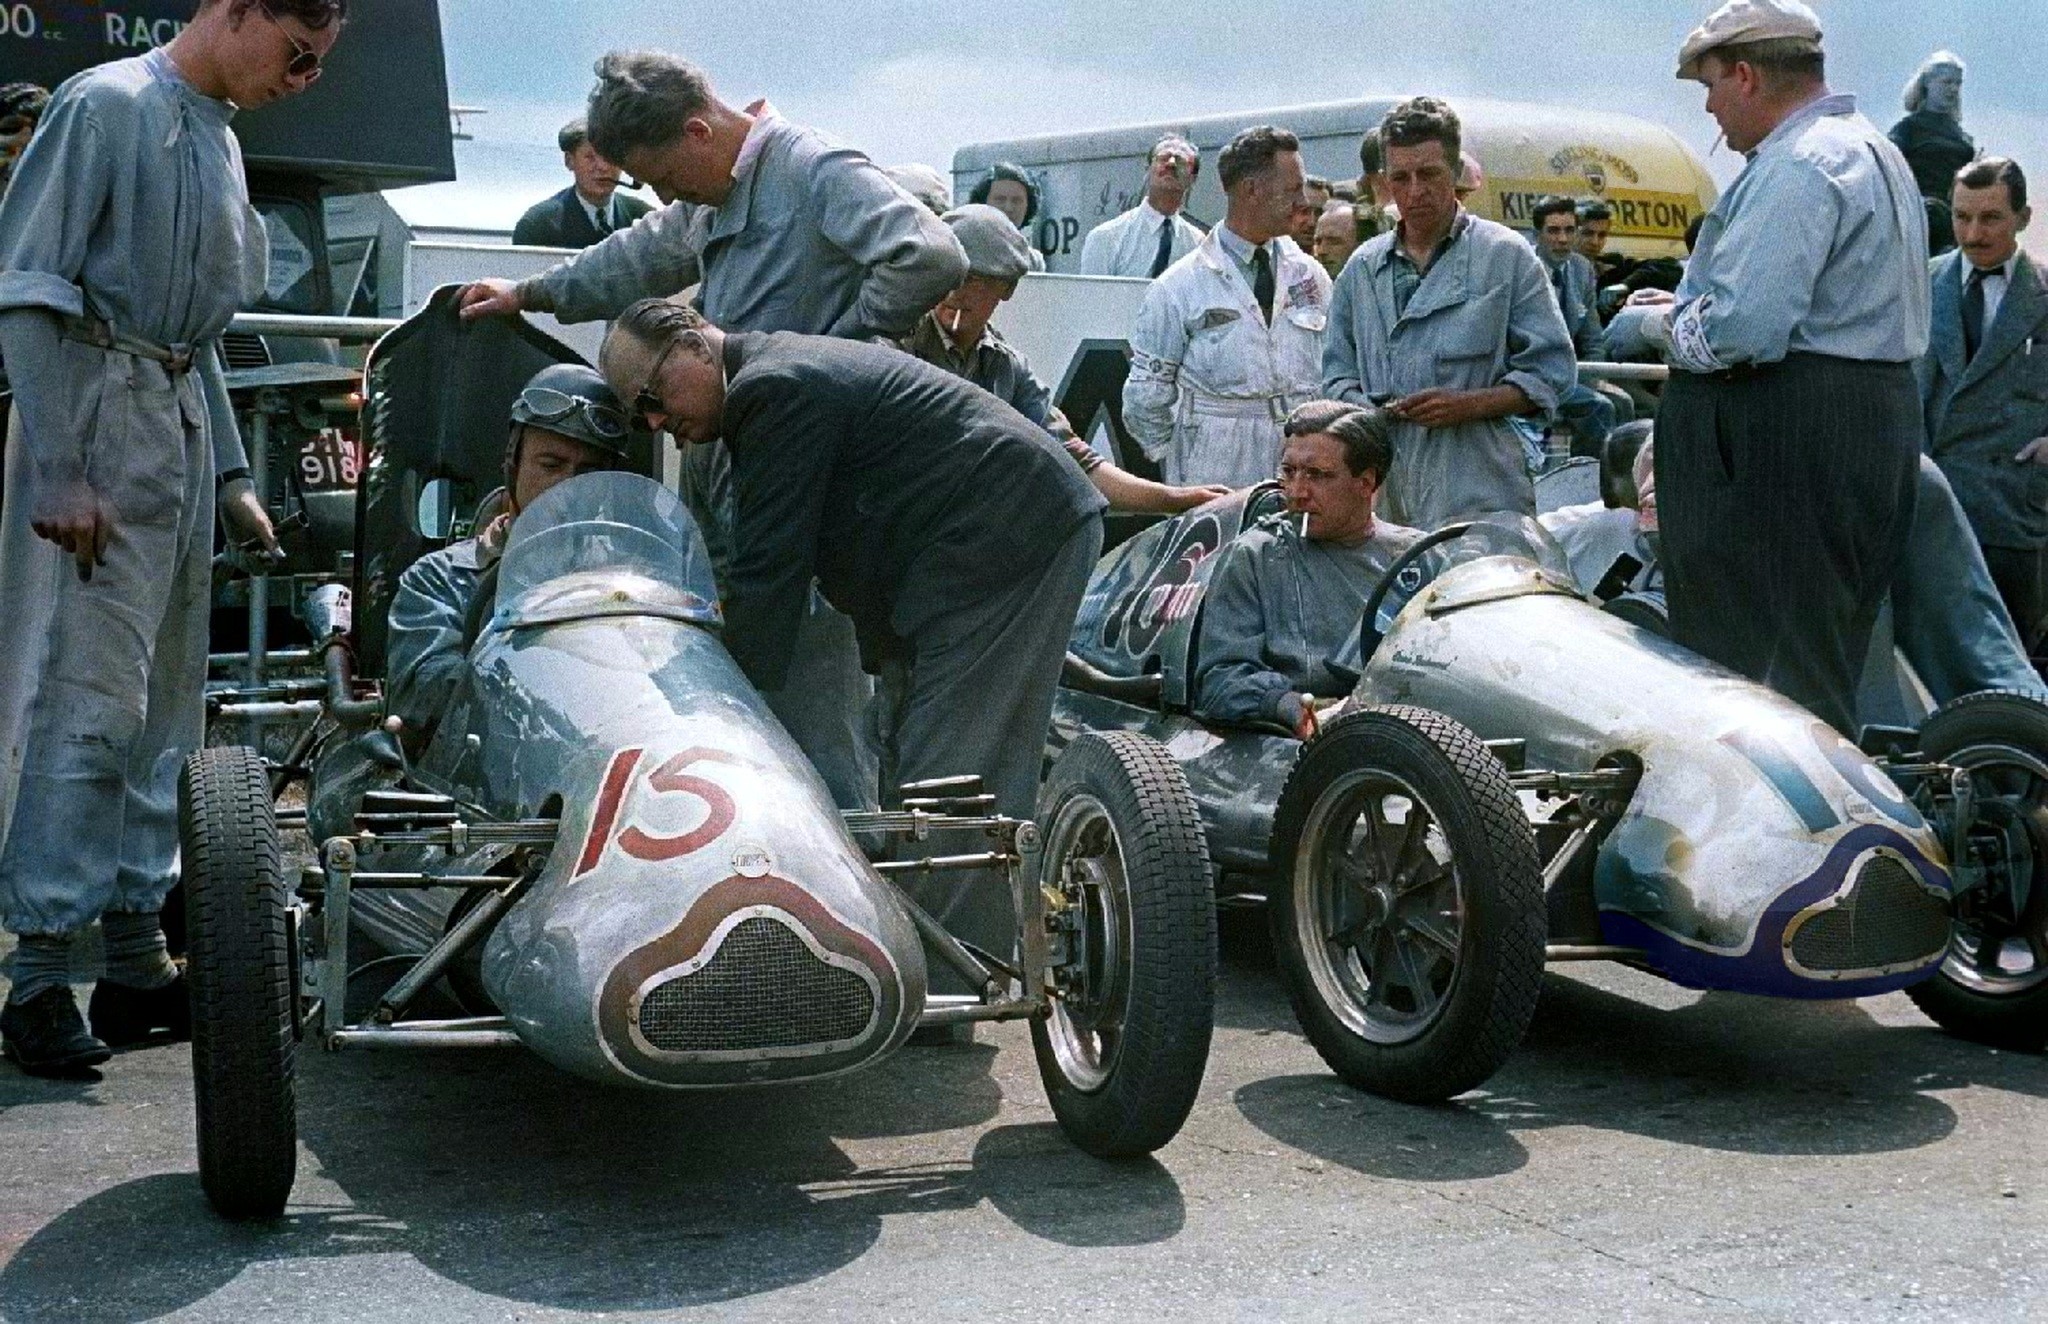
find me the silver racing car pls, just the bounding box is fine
[1052,486,2046,1103]
[179,292,1216,1220]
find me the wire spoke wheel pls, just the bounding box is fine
[1271,707,1546,1103]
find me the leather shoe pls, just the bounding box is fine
[89,973,191,1048]
[1,986,113,1077]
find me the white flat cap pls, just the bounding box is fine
[941,204,1036,283]
[1676,0,1823,79]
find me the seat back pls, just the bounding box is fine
[350,286,590,679]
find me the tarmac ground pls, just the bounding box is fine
[2,911,2044,1323]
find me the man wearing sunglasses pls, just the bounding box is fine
[0,0,345,1078]
[458,51,968,821]
[386,366,636,741]
[598,299,1105,988]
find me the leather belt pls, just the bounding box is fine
[59,314,197,375]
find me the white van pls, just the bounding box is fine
[954,95,1718,270]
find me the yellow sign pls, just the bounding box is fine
[1489,180,1700,242]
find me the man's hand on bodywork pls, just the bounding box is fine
[218,477,281,558]
[457,279,523,321]
[30,479,115,580]
[2017,437,2048,466]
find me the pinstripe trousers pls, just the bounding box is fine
[1657,354,1921,735]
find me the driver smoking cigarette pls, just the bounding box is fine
[1299,511,1310,540]
[947,306,963,334]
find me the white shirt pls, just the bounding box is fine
[1078,198,1204,277]
[1963,252,2018,335]
[576,191,617,235]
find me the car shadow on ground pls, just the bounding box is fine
[0,1038,1186,1322]
[1234,965,2048,1183]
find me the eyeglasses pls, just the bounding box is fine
[517,386,628,439]
[259,4,324,83]
[631,334,684,430]
[1277,463,1344,485]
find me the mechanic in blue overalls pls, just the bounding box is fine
[386,366,639,743]
[0,0,345,1078]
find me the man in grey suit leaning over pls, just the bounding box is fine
[1919,156,2048,661]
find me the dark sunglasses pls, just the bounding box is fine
[632,334,684,430]
[518,386,628,439]
[259,4,324,83]
[0,114,32,137]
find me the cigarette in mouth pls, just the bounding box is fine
[1299,511,1310,539]
[947,306,963,334]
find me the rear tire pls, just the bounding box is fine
[1031,732,1216,1157]
[181,746,299,1219]
[1907,691,2048,1052]
[1270,706,1546,1102]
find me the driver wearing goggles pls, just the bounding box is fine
[386,364,637,739]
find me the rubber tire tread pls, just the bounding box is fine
[182,745,298,1218]
[1269,705,1547,1102]
[1906,690,2048,1051]
[1031,731,1217,1158]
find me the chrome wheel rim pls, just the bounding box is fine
[1293,769,1465,1046]
[1041,793,1131,1092]
[1942,741,2048,997]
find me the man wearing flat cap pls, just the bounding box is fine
[904,205,1228,515]
[1627,0,1928,735]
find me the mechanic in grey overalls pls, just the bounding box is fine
[457,51,966,816]
[1195,402,1421,738]
[386,366,638,743]
[0,1,345,1076]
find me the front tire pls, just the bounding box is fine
[1031,733,1216,1158]
[181,746,299,1219]
[1269,706,1546,1102]
[1907,691,2048,1052]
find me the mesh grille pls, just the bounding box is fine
[1788,855,1950,973]
[637,916,876,1053]
[221,331,271,370]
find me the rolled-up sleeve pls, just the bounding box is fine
[1499,244,1576,419]
[813,150,968,340]
[1322,257,1372,404]
[1122,282,1185,461]
[519,202,707,324]
[1193,541,1294,725]
[1671,156,1838,370]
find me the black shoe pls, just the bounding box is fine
[1,986,113,1077]
[88,972,191,1048]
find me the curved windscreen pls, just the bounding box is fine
[495,472,721,629]
[1417,513,1578,585]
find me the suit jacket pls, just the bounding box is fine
[511,186,652,249]
[1919,248,2048,549]
[718,332,1104,688]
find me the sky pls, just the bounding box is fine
[403,0,2048,235]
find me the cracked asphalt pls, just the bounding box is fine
[2,911,2044,1323]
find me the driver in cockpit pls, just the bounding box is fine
[1194,401,1422,739]
[387,365,636,739]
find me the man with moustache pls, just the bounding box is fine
[1079,133,1206,278]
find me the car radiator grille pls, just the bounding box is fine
[1787,855,1950,974]
[637,916,876,1053]
[222,331,271,370]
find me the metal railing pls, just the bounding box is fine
[1577,361,1671,383]
[229,312,401,342]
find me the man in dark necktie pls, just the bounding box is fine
[1919,155,2048,664]
[1122,125,1332,487]
[1079,133,1205,277]
[512,118,653,249]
